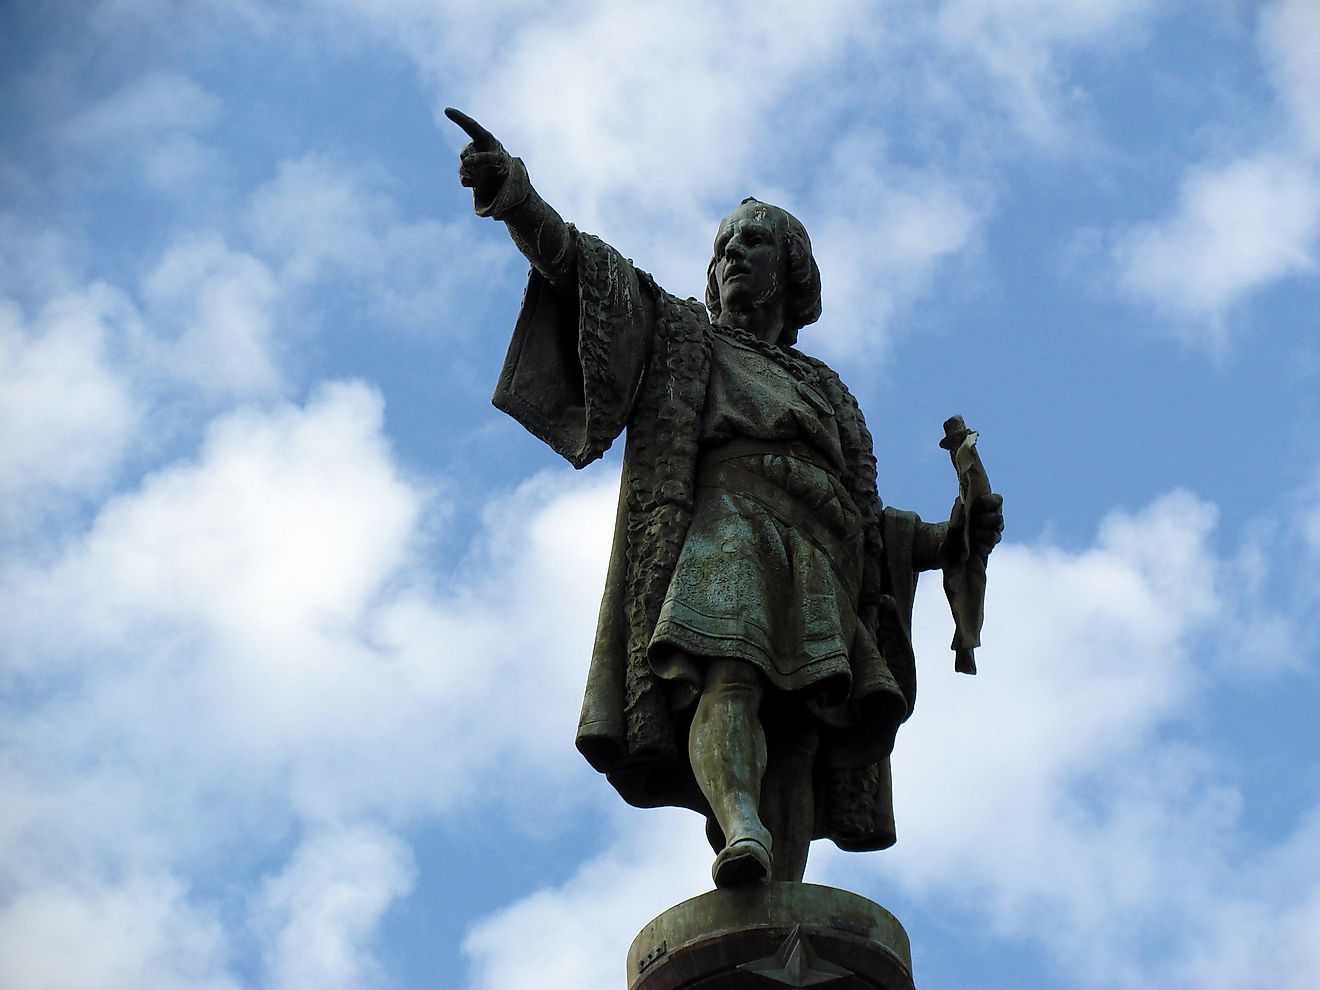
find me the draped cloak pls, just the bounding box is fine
[492,230,926,851]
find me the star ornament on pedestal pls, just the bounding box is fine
[737,925,854,987]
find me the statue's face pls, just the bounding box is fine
[713,202,786,317]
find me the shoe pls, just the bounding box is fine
[712,833,772,888]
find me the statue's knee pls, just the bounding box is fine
[702,657,764,705]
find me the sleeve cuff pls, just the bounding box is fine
[476,156,531,219]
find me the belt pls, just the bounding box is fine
[698,437,838,475]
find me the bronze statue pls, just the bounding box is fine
[447,108,1003,888]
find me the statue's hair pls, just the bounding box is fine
[705,197,822,346]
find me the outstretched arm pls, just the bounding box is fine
[445,107,577,291]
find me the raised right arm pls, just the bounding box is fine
[446,107,577,292]
[445,108,664,468]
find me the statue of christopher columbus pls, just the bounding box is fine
[447,107,1004,888]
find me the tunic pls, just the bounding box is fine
[649,333,905,732]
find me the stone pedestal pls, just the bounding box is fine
[627,882,914,989]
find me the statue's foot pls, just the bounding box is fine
[712,831,773,888]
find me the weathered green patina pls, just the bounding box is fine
[447,108,1003,888]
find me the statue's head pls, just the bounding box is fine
[706,198,822,346]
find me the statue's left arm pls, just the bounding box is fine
[910,498,1003,572]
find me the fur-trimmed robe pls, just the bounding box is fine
[493,231,926,850]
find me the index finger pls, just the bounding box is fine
[444,107,496,149]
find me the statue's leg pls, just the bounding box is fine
[760,717,820,882]
[689,657,772,886]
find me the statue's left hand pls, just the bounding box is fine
[969,492,1004,559]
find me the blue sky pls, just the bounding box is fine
[3,2,1320,988]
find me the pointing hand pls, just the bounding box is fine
[445,107,512,215]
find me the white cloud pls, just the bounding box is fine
[0,216,81,304]
[257,826,415,990]
[0,873,238,990]
[1260,0,1320,155]
[64,70,219,142]
[0,173,471,535]
[872,492,1223,886]
[245,157,385,284]
[462,807,713,990]
[1109,0,1320,339]
[1113,154,1320,335]
[805,133,985,356]
[243,154,507,333]
[473,3,854,223]
[933,0,1158,145]
[0,286,140,529]
[64,382,417,648]
[299,0,531,70]
[140,234,284,397]
[2,155,492,432]
[0,385,619,987]
[0,222,292,539]
[0,384,614,807]
[61,71,222,192]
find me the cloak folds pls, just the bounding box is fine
[493,230,921,851]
